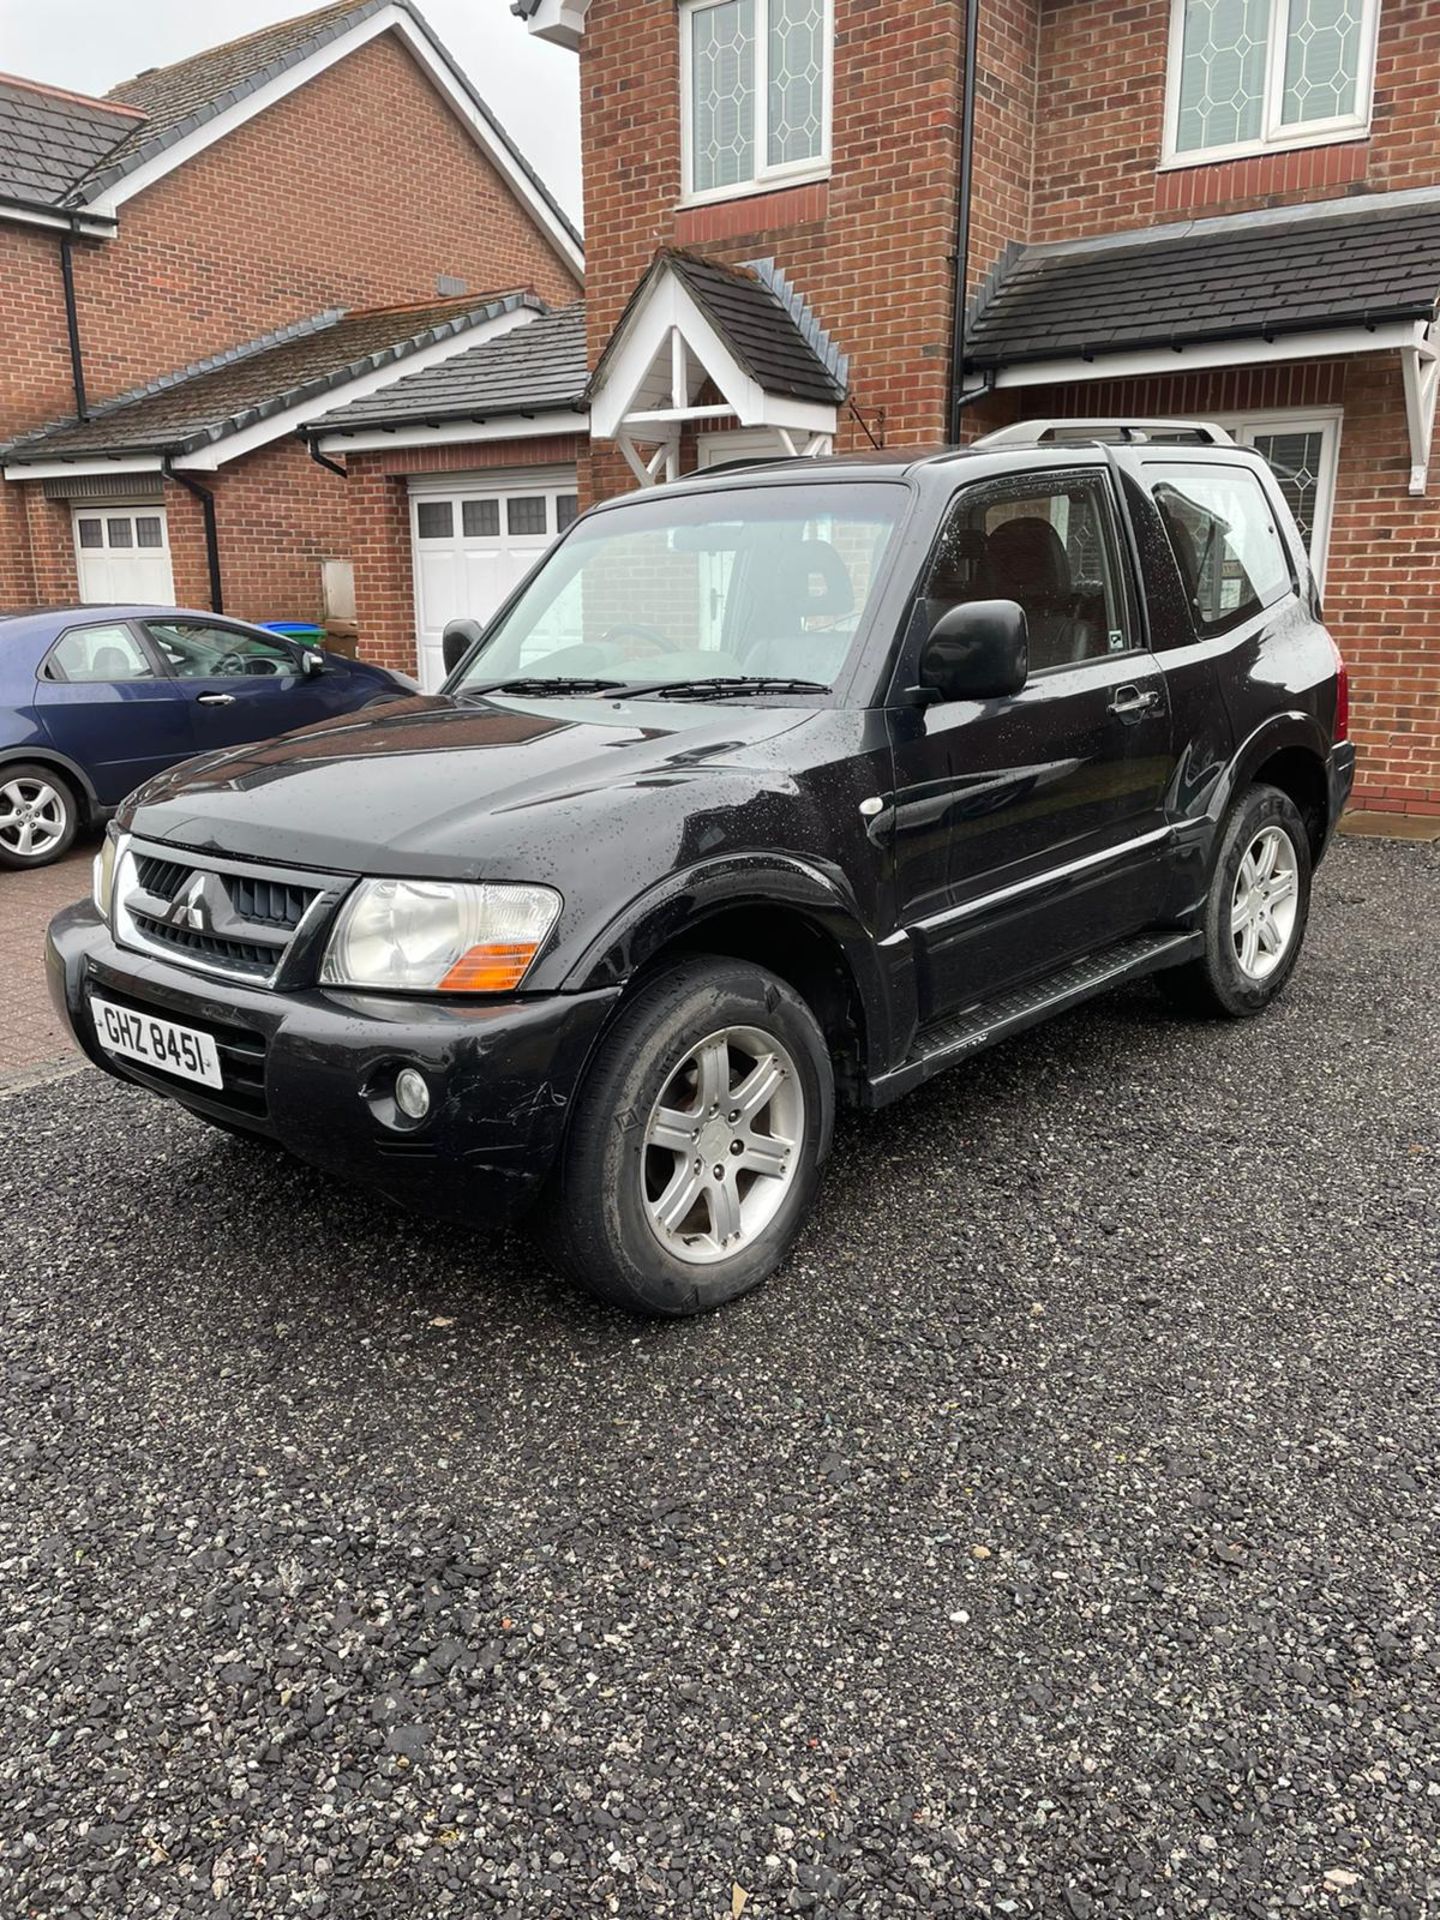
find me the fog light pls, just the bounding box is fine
[394,1068,431,1122]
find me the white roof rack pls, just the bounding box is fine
[976,418,1236,448]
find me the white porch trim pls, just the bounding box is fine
[990,321,1419,389]
[591,267,838,487]
[315,409,588,456]
[992,318,1440,496]
[1400,323,1440,496]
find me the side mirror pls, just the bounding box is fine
[919,599,1028,703]
[301,648,325,677]
[442,616,485,676]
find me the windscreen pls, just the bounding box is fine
[450,482,905,695]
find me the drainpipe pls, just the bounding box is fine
[304,432,349,481]
[164,461,224,614]
[947,0,983,444]
[58,231,89,422]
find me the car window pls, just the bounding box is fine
[145,621,296,679]
[921,472,1131,673]
[1151,464,1293,633]
[46,623,156,683]
[454,482,904,692]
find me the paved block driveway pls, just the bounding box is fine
[1,837,1436,1918]
[0,840,91,1078]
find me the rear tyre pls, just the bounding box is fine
[539,955,835,1316]
[1158,782,1312,1019]
[0,763,79,869]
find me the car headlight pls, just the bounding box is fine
[320,879,562,993]
[92,827,125,923]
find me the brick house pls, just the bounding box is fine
[512,0,1440,817]
[0,0,582,647]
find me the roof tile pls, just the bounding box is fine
[967,196,1440,369]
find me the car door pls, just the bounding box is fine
[30,618,195,805]
[141,619,337,753]
[886,465,1179,1025]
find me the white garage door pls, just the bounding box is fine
[73,505,176,605]
[410,470,579,689]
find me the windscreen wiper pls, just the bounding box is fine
[459,675,630,699]
[629,676,831,701]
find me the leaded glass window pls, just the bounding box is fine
[1170,0,1376,159]
[690,0,756,194]
[685,0,829,198]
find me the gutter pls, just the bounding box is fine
[164,462,224,614]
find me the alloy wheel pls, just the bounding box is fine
[1231,824,1300,981]
[642,1025,805,1265]
[0,777,68,859]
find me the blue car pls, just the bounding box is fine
[0,605,413,868]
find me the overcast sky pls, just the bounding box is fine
[0,0,583,223]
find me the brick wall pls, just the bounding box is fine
[342,435,584,674]
[1030,0,1440,241]
[0,28,579,446]
[576,0,975,501]
[0,21,581,638]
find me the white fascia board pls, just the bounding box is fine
[992,322,1420,388]
[523,0,592,48]
[3,454,164,481]
[83,6,583,278]
[315,410,587,454]
[174,306,538,470]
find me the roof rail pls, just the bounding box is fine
[976,418,1236,448]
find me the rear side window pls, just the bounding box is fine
[1151,464,1294,634]
[46,623,155,683]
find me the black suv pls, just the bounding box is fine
[49,421,1353,1315]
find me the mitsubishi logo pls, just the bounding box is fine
[163,870,228,934]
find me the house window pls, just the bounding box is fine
[1219,411,1342,585]
[681,0,830,202]
[1167,0,1380,164]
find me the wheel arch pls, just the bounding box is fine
[561,858,903,1102]
[1217,713,1332,861]
[0,745,99,818]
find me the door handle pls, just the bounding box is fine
[197,692,236,706]
[1108,685,1161,718]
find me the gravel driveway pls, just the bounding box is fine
[2,835,1436,1920]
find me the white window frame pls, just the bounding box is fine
[1161,0,1381,170]
[1217,407,1343,586]
[679,0,833,208]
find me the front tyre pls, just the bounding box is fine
[540,955,834,1316]
[1159,782,1312,1019]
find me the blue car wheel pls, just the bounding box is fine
[0,762,80,869]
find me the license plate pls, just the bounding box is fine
[90,995,223,1089]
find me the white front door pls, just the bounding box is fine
[409,472,579,689]
[73,506,175,604]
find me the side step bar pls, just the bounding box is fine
[865,930,1203,1108]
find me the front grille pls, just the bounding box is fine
[94,988,270,1120]
[227,876,313,931]
[134,852,188,900]
[115,839,338,988]
[128,914,278,978]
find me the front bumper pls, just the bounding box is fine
[47,901,620,1227]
